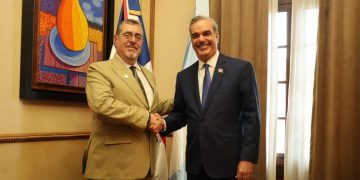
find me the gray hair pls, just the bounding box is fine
[189,15,219,33]
[115,19,142,35]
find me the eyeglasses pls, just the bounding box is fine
[121,32,143,41]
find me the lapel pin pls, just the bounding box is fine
[218,68,223,74]
[124,75,129,79]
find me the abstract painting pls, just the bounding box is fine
[20,0,114,101]
[34,0,107,92]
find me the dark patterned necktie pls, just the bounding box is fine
[129,66,148,105]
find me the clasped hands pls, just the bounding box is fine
[147,113,165,133]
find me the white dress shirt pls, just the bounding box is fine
[198,50,219,102]
[117,54,154,107]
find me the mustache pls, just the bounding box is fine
[126,44,139,49]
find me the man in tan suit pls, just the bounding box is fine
[83,19,173,180]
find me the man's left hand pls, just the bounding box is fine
[235,161,253,180]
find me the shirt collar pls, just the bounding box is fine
[198,50,219,71]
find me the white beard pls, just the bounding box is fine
[125,51,139,60]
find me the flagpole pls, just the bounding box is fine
[168,1,209,179]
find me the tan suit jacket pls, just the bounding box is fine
[84,56,173,179]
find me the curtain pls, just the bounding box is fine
[209,1,268,179]
[310,0,360,179]
[266,0,278,179]
[285,0,319,179]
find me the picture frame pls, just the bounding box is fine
[20,0,115,102]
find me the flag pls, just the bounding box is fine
[110,1,166,180]
[169,1,209,180]
[110,0,152,71]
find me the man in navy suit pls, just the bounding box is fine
[156,16,260,180]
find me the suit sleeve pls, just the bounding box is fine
[155,98,174,116]
[86,63,149,131]
[161,73,187,136]
[239,63,261,163]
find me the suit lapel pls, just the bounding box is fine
[111,57,149,109]
[202,55,225,115]
[190,62,203,113]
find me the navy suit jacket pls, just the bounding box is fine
[162,53,261,178]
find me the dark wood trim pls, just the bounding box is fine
[276,153,284,180]
[277,2,291,179]
[0,132,90,144]
[150,0,155,67]
[279,0,292,5]
[106,0,115,59]
[280,3,292,126]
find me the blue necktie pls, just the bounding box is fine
[202,64,211,107]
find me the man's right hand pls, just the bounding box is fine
[147,113,164,133]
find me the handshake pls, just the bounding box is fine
[147,113,165,134]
